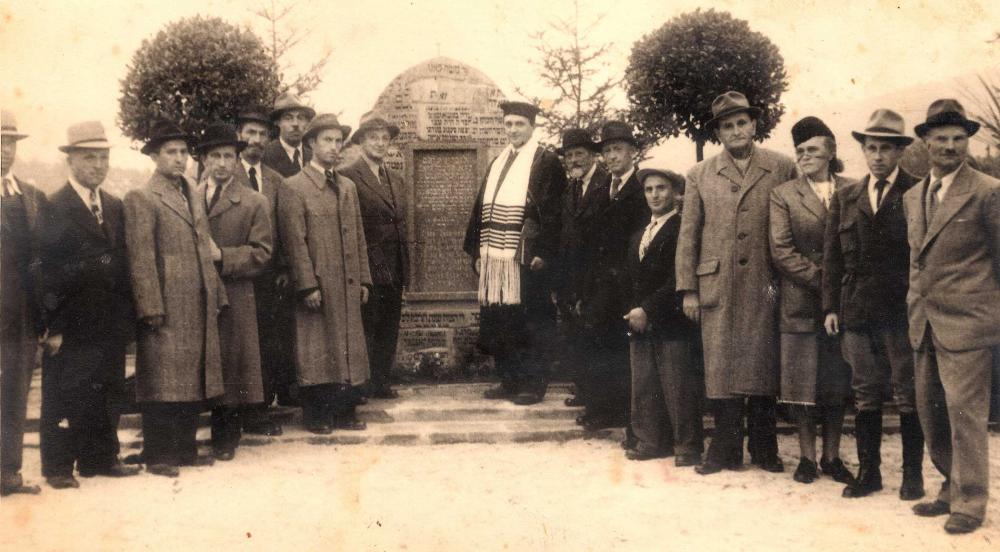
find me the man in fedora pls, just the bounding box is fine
[196,123,273,461]
[277,113,372,433]
[341,113,409,400]
[554,128,610,411]
[124,121,227,476]
[574,121,649,433]
[463,101,566,405]
[676,91,796,475]
[35,121,141,489]
[823,109,925,500]
[1,109,47,496]
[903,99,1000,534]
[236,109,293,433]
[263,92,316,178]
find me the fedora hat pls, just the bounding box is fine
[499,101,541,124]
[557,128,599,155]
[236,109,272,128]
[914,98,980,138]
[270,92,316,121]
[302,113,352,143]
[597,121,641,149]
[851,109,914,145]
[141,120,193,155]
[349,113,400,145]
[791,116,835,147]
[58,121,111,152]
[636,166,685,193]
[1,109,28,140]
[706,91,762,128]
[194,122,247,155]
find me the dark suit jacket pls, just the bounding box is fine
[340,157,410,287]
[262,140,312,178]
[625,212,694,340]
[38,184,134,389]
[1,177,49,339]
[557,164,611,302]
[823,169,918,329]
[237,162,286,271]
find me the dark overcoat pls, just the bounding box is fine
[123,172,228,403]
[557,165,610,303]
[262,141,312,178]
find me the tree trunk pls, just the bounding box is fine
[696,139,705,162]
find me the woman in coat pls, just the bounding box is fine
[770,117,855,484]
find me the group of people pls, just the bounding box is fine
[463,93,999,535]
[0,86,997,535]
[1,93,410,488]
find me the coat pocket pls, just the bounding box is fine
[695,259,721,308]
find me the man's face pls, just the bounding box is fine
[1,136,17,176]
[643,175,677,216]
[360,128,391,162]
[564,146,596,179]
[238,121,270,164]
[862,137,906,180]
[794,136,833,180]
[277,109,311,146]
[203,145,238,184]
[715,112,757,154]
[924,125,969,175]
[503,115,534,148]
[150,140,189,177]
[309,128,345,167]
[67,148,110,190]
[602,140,636,176]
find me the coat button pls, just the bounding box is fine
[738,258,748,266]
[737,232,747,240]
[740,205,749,212]
[731,185,740,193]
[348,278,355,284]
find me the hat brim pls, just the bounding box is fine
[1,131,29,141]
[59,140,112,153]
[237,115,272,127]
[596,136,642,150]
[195,139,248,156]
[850,130,914,146]
[141,133,193,155]
[914,120,980,139]
[270,106,317,121]
[556,142,601,155]
[706,106,762,128]
[304,125,353,143]
[349,124,401,145]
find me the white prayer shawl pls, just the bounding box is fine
[478,137,540,305]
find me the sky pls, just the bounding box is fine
[2,0,999,175]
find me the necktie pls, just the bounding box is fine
[325,169,339,194]
[874,179,888,211]
[639,219,658,261]
[611,176,622,200]
[379,164,396,206]
[175,177,191,212]
[208,183,222,213]
[292,149,301,169]
[571,177,583,211]
[89,189,104,225]
[926,179,942,224]
[249,167,259,193]
[488,150,519,206]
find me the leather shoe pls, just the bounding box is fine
[912,500,950,517]
[793,459,818,484]
[80,461,141,478]
[213,449,236,462]
[756,455,785,473]
[675,453,701,467]
[305,422,334,435]
[843,467,882,498]
[243,420,283,436]
[47,475,80,489]
[371,387,400,399]
[333,417,367,431]
[583,416,621,432]
[181,454,215,467]
[564,397,585,407]
[899,467,925,501]
[944,513,982,534]
[695,460,725,475]
[0,473,41,496]
[511,391,543,405]
[625,448,666,461]
[819,458,855,485]
[146,464,180,478]
[483,384,516,400]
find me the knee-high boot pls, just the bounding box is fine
[843,409,883,498]
[899,412,926,500]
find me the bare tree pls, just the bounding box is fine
[253,0,333,98]
[515,0,623,140]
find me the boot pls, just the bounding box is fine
[899,412,926,501]
[843,409,883,498]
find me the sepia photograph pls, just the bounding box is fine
[2,0,1000,549]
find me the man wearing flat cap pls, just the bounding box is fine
[554,128,610,411]
[263,92,316,178]
[340,113,409,400]
[902,99,1000,534]
[278,113,372,433]
[675,91,796,475]
[823,109,925,501]
[236,109,293,433]
[36,121,141,489]
[464,100,566,405]
[1,109,48,496]
[196,123,273,461]
[124,121,227,477]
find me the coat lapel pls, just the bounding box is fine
[856,175,875,219]
[356,160,394,209]
[59,183,107,241]
[641,212,679,266]
[794,176,826,220]
[151,173,194,227]
[737,148,775,203]
[919,165,976,254]
[100,189,122,247]
[205,179,242,219]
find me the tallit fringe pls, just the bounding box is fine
[478,255,521,306]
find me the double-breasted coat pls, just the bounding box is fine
[123,172,228,403]
[199,178,272,405]
[277,165,372,387]
[676,146,797,399]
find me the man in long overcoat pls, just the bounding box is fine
[263,93,315,178]
[341,113,410,400]
[676,91,797,475]
[1,110,46,496]
[278,113,372,433]
[37,121,141,489]
[196,123,272,461]
[123,121,227,477]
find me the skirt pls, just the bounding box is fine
[779,330,852,406]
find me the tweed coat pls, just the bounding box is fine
[123,172,228,403]
[198,178,272,405]
[902,163,1000,351]
[262,140,312,178]
[277,164,372,386]
[676,146,797,399]
[339,157,410,287]
[822,170,919,329]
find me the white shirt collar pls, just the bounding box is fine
[576,162,598,196]
[611,166,635,199]
[310,160,332,176]
[650,207,678,226]
[280,137,302,163]
[68,173,101,209]
[205,176,233,201]
[867,166,899,211]
[241,158,262,177]
[3,172,22,196]
[363,153,383,180]
[929,162,963,200]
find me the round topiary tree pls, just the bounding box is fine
[625,9,788,161]
[118,15,281,148]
